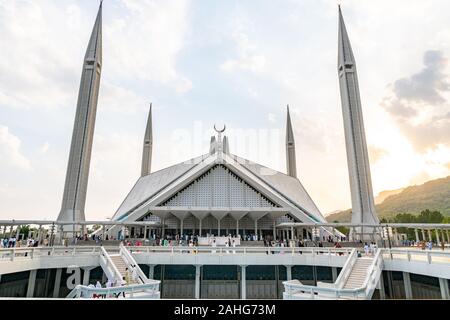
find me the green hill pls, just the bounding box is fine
[326,176,450,222]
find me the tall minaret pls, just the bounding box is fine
[286,105,297,178]
[57,3,102,226]
[141,103,153,177]
[337,6,379,236]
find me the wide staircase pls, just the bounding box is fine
[67,244,160,299]
[109,254,138,285]
[343,257,373,289]
[283,249,383,300]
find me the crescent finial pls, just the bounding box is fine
[214,124,226,133]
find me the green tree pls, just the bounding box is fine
[416,210,443,223]
[334,221,349,236]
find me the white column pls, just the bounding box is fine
[195,265,201,299]
[236,219,239,237]
[435,229,441,245]
[273,221,276,240]
[331,267,338,282]
[16,225,21,239]
[286,266,292,281]
[26,270,37,297]
[394,228,399,246]
[254,220,258,239]
[53,268,62,298]
[180,219,184,237]
[428,229,432,242]
[447,230,450,243]
[148,264,155,279]
[199,219,202,237]
[217,219,220,237]
[162,219,165,238]
[415,229,419,243]
[421,229,426,241]
[378,273,386,300]
[144,225,147,240]
[439,278,449,300]
[290,226,294,240]
[241,265,246,300]
[403,272,413,299]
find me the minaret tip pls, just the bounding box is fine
[285,105,297,178]
[141,104,153,176]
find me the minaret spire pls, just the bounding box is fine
[141,103,153,176]
[286,105,297,178]
[338,7,379,239]
[57,3,103,229]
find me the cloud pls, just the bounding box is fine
[105,0,192,93]
[39,142,50,154]
[368,146,388,163]
[392,50,449,105]
[219,11,266,74]
[0,126,32,171]
[267,113,276,123]
[382,50,450,152]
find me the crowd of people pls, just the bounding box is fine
[84,266,140,299]
[0,236,47,248]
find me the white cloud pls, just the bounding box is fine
[105,0,192,93]
[39,142,50,154]
[220,11,266,73]
[0,126,32,171]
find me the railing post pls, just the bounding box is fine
[427,251,432,264]
[407,251,411,261]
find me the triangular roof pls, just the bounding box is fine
[113,154,209,220]
[112,149,326,224]
[233,155,325,222]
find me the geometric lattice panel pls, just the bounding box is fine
[159,164,278,208]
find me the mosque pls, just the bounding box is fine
[56,3,378,242]
[1,3,449,301]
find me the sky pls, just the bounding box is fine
[1,0,450,221]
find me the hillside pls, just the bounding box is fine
[326,176,450,222]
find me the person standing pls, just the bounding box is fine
[212,239,217,254]
[364,243,370,256]
[132,267,138,283]
[124,268,131,285]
